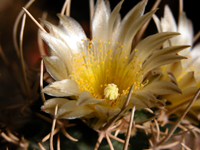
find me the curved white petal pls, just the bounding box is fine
[165,61,182,78]
[41,19,85,55]
[77,91,105,106]
[178,12,193,46]
[122,9,157,55]
[56,100,93,119]
[129,32,180,64]
[41,98,70,114]
[164,5,177,32]
[107,0,123,40]
[143,80,182,95]
[114,0,147,44]
[92,0,109,41]
[40,31,73,74]
[190,43,200,60]
[152,14,162,32]
[42,79,81,97]
[57,14,87,41]
[142,55,186,75]
[43,55,68,81]
[178,72,196,90]
[95,104,120,116]
[166,86,199,106]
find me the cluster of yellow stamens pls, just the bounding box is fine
[71,38,146,103]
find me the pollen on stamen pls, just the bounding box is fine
[104,83,119,100]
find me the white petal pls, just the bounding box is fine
[178,72,196,90]
[122,9,157,54]
[165,61,182,78]
[152,14,162,33]
[95,104,120,116]
[40,31,73,74]
[143,80,182,95]
[164,5,177,32]
[110,14,121,46]
[143,54,186,75]
[56,100,93,119]
[178,12,193,46]
[43,55,68,81]
[114,0,147,44]
[57,14,87,41]
[131,90,158,109]
[92,0,109,41]
[190,43,200,60]
[42,79,81,97]
[107,0,123,39]
[166,86,199,106]
[77,91,105,106]
[41,19,85,55]
[41,98,70,114]
[130,32,180,65]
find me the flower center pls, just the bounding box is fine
[104,83,119,100]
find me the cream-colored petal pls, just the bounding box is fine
[164,5,177,32]
[135,90,157,102]
[42,79,81,97]
[43,55,68,81]
[190,43,200,59]
[154,45,190,57]
[41,19,85,56]
[131,90,159,109]
[152,14,162,32]
[165,61,183,78]
[111,14,121,44]
[57,14,86,41]
[143,54,186,76]
[56,100,93,119]
[143,80,182,95]
[166,86,199,106]
[129,32,180,64]
[123,9,157,55]
[160,18,172,32]
[105,0,111,14]
[93,117,107,130]
[166,71,178,85]
[92,0,109,41]
[40,31,73,74]
[178,12,193,46]
[130,96,158,109]
[95,104,120,117]
[178,72,196,90]
[107,0,123,39]
[130,96,148,109]
[114,0,147,45]
[77,91,105,106]
[41,98,70,114]
[40,19,65,37]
